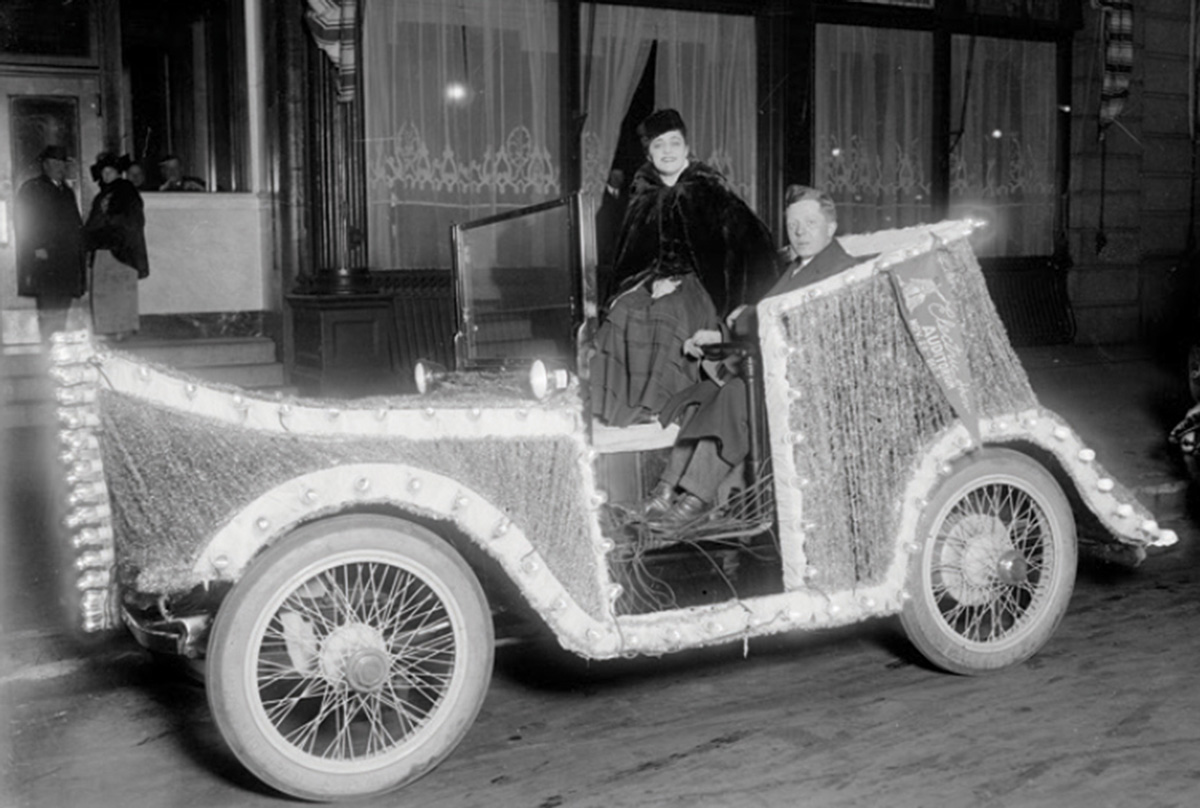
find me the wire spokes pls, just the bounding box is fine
[255,559,460,761]
[930,482,1055,643]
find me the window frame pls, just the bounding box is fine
[797,1,1077,258]
[0,0,101,67]
[118,0,250,193]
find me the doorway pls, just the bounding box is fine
[0,74,103,345]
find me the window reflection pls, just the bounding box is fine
[0,0,94,60]
[120,0,248,192]
[948,35,1057,257]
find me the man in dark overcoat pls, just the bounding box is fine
[16,145,86,341]
[644,186,863,525]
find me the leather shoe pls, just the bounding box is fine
[648,492,711,529]
[639,481,674,518]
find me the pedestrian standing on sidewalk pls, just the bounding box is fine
[84,152,150,341]
[15,145,86,343]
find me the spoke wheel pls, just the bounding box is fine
[207,515,493,801]
[901,448,1076,675]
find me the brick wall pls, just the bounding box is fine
[1069,1,1198,346]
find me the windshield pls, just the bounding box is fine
[452,195,587,371]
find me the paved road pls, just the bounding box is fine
[4,522,1197,808]
[3,346,1199,807]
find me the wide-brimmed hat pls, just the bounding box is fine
[38,145,72,163]
[90,152,133,182]
[637,109,688,146]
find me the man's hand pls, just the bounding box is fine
[683,328,722,358]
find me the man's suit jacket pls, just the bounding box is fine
[731,238,862,340]
[663,238,867,467]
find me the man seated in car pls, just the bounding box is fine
[641,185,862,527]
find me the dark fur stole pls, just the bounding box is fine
[607,160,780,316]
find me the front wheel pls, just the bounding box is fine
[207,514,494,801]
[900,448,1077,675]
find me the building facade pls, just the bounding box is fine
[1,0,1196,378]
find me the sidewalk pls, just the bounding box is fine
[1017,342,1194,523]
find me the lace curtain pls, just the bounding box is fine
[814,25,935,237]
[947,35,1056,257]
[581,6,759,211]
[815,26,1056,256]
[361,0,560,269]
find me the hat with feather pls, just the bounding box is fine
[90,152,133,182]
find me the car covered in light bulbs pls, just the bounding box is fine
[48,196,1175,802]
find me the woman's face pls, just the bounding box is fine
[648,130,688,181]
[786,199,837,260]
[101,166,120,184]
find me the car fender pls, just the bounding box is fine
[190,461,625,657]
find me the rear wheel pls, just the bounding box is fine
[901,448,1076,674]
[207,514,493,801]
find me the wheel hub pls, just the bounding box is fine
[995,550,1028,585]
[345,649,390,692]
[940,514,1015,604]
[318,622,391,691]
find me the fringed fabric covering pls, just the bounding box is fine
[88,364,610,623]
[763,229,1038,592]
[50,220,1178,656]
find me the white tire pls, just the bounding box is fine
[207,514,493,801]
[901,449,1077,675]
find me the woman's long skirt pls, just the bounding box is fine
[590,273,719,427]
[90,250,139,335]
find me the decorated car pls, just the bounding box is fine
[47,197,1175,802]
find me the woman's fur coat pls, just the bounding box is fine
[607,160,780,317]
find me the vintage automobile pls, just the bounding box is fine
[47,196,1176,801]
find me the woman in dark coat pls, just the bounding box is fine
[84,152,149,339]
[590,109,779,427]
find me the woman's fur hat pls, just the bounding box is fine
[638,109,687,147]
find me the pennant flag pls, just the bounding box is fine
[887,245,980,444]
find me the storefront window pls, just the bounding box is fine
[815,24,1057,257]
[0,0,95,62]
[120,0,248,192]
[948,35,1057,256]
[814,25,935,236]
[361,0,560,269]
